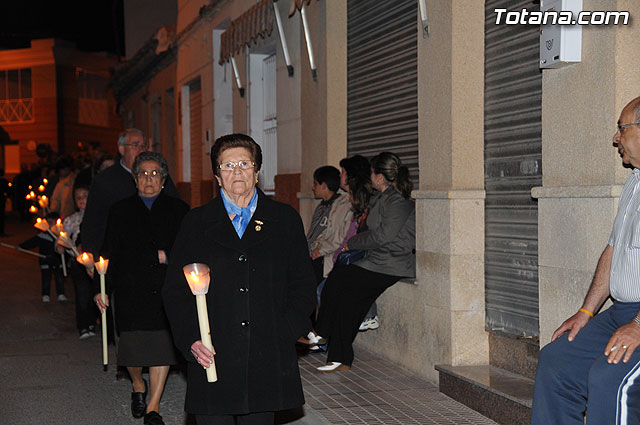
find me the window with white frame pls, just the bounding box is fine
[249,52,277,194]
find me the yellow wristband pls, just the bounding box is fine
[579,308,594,318]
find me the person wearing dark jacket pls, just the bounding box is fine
[162,134,316,425]
[94,152,189,425]
[81,128,181,257]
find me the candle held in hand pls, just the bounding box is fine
[34,218,49,232]
[95,256,110,368]
[95,256,109,275]
[182,263,217,382]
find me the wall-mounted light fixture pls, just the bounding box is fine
[300,3,317,81]
[230,56,245,97]
[273,0,294,76]
[418,0,429,37]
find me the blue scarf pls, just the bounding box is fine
[221,188,258,238]
[139,193,160,210]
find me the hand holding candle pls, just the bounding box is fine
[95,256,110,370]
[183,263,217,382]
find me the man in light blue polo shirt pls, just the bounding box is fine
[531,96,640,425]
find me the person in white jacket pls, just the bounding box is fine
[309,166,353,281]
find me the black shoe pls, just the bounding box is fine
[143,411,165,425]
[131,379,147,418]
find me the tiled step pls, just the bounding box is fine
[435,364,534,425]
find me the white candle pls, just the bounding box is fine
[38,195,48,208]
[76,252,95,273]
[54,221,67,277]
[34,218,49,232]
[95,256,110,368]
[183,263,217,382]
[58,231,80,257]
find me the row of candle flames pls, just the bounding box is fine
[26,180,111,369]
[27,180,216,380]
[26,180,108,274]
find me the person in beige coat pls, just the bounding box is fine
[311,191,353,279]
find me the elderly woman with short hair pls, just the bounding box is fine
[162,133,316,425]
[95,151,189,425]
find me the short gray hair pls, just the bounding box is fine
[117,128,145,146]
[632,97,640,122]
[132,151,169,179]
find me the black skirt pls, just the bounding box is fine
[117,329,180,366]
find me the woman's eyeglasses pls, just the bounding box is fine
[137,170,163,179]
[218,160,255,172]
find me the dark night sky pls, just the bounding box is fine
[0,0,124,55]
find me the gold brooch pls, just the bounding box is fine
[255,220,263,231]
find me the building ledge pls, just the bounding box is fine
[412,189,485,200]
[532,184,623,199]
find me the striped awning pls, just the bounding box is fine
[219,0,274,64]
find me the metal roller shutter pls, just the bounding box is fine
[484,0,542,337]
[347,0,418,184]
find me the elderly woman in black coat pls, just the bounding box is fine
[162,134,316,425]
[94,151,189,425]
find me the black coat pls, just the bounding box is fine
[162,189,316,415]
[82,162,181,256]
[101,192,189,332]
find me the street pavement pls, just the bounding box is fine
[0,214,497,425]
[0,216,325,425]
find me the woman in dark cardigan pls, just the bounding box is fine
[95,151,189,425]
[162,134,316,425]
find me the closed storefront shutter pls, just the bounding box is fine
[484,0,542,337]
[347,0,418,184]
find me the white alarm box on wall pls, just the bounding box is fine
[539,0,582,68]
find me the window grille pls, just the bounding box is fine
[0,68,33,124]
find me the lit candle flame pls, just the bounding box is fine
[34,217,49,232]
[38,185,45,192]
[28,185,32,190]
[82,252,89,260]
[94,256,109,274]
[29,206,37,213]
[56,218,62,226]
[30,191,35,197]
[190,271,199,282]
[25,194,31,200]
[8,182,12,187]
[43,178,48,185]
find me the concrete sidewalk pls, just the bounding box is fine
[0,215,495,425]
